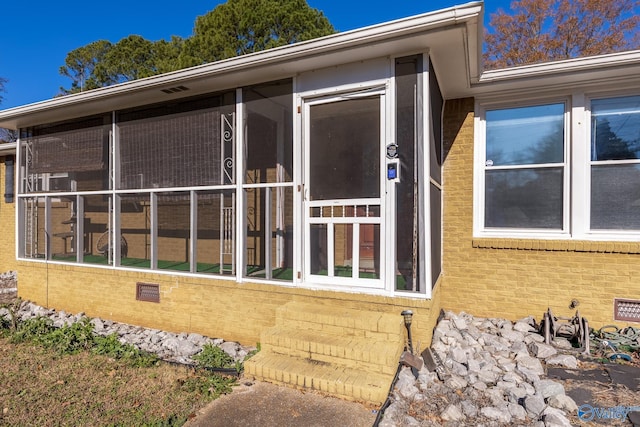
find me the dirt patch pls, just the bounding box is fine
[550,359,640,426]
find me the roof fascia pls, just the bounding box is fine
[468,50,640,98]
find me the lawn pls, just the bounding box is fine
[0,317,236,426]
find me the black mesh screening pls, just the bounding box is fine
[117,93,234,190]
[29,116,109,174]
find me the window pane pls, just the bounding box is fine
[244,186,293,281]
[196,190,235,275]
[21,197,46,258]
[157,192,191,271]
[119,194,150,268]
[51,196,78,262]
[591,96,640,161]
[591,164,640,229]
[395,55,421,291]
[486,104,564,166]
[485,168,563,229]
[309,97,380,200]
[83,194,112,265]
[244,80,293,184]
[309,224,328,275]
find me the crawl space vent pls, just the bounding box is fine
[137,282,160,303]
[614,298,640,322]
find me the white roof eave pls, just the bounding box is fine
[0,1,483,129]
[463,49,640,99]
[0,142,17,156]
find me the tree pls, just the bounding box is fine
[0,77,5,104]
[178,0,334,67]
[484,0,640,69]
[59,40,113,94]
[59,0,333,93]
[0,78,16,143]
[94,35,155,84]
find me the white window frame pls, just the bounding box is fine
[474,98,571,239]
[476,91,640,242]
[582,92,640,241]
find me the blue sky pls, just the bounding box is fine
[0,1,511,109]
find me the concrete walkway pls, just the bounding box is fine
[184,380,377,427]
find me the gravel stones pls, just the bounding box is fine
[1,300,256,365]
[545,354,578,369]
[380,311,577,426]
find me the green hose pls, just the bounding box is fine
[590,325,640,352]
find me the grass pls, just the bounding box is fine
[0,302,239,426]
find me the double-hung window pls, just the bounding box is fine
[590,95,640,231]
[481,103,567,231]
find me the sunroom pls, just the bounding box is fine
[4,3,482,299]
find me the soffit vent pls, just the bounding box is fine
[161,85,190,94]
[137,282,160,303]
[614,298,640,322]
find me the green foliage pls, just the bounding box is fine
[42,318,96,354]
[93,333,158,367]
[193,343,235,369]
[11,316,56,344]
[59,40,113,94]
[8,316,156,367]
[0,299,21,333]
[180,372,235,398]
[58,0,335,93]
[244,342,260,361]
[179,0,335,67]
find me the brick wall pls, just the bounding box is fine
[0,158,17,273]
[440,98,640,328]
[16,261,439,347]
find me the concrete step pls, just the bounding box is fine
[244,351,393,405]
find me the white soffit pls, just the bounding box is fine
[0,2,482,129]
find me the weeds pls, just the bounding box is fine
[193,343,235,369]
[43,318,96,354]
[11,316,56,344]
[180,372,236,398]
[93,333,158,367]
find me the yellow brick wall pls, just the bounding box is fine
[440,98,640,329]
[0,158,17,273]
[17,260,439,348]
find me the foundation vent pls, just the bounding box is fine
[614,298,640,322]
[137,282,160,303]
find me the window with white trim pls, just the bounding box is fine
[590,95,640,230]
[482,103,567,230]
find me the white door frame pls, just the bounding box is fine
[301,88,388,290]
